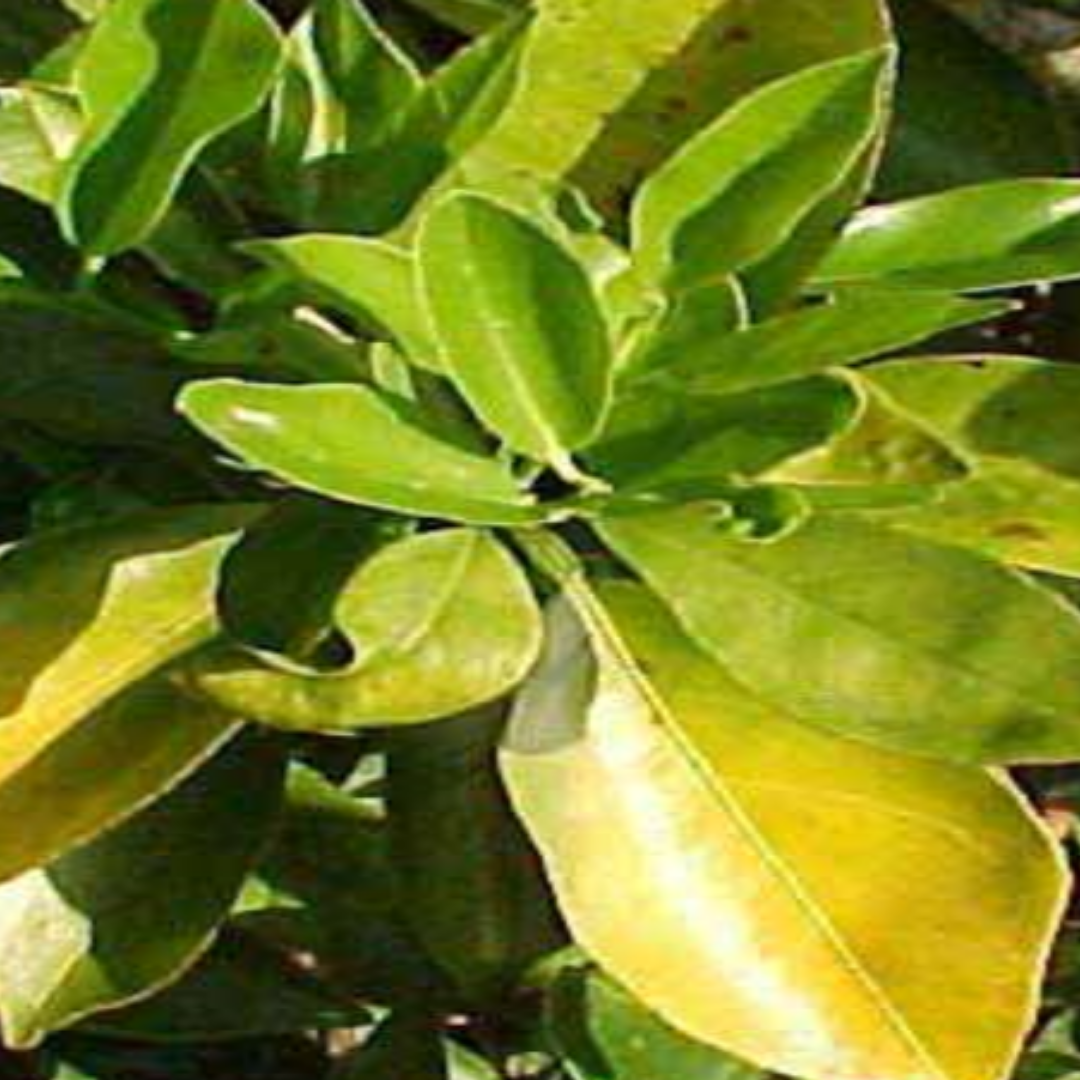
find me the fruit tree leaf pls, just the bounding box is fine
[599,508,1080,763]
[502,579,1068,1080]
[60,0,284,255]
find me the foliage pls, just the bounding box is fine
[3,1,1080,1078]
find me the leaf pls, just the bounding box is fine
[0,188,80,289]
[312,0,422,153]
[599,507,1080,763]
[419,193,613,473]
[638,291,1010,396]
[89,930,369,1042]
[187,530,543,731]
[771,373,968,489]
[589,376,859,493]
[864,357,1080,482]
[245,235,439,370]
[0,734,285,1048]
[547,966,763,1080]
[0,506,253,884]
[858,460,1080,581]
[387,708,564,1004]
[457,0,889,216]
[814,181,1080,292]
[179,380,542,525]
[632,50,893,291]
[60,0,284,255]
[0,84,80,203]
[331,1014,446,1080]
[501,578,1069,1080]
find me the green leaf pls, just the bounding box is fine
[89,930,369,1042]
[637,291,1010,396]
[548,966,763,1080]
[313,0,422,153]
[331,1014,446,1080]
[0,734,285,1048]
[632,50,892,291]
[502,577,1068,1080]
[419,193,613,474]
[187,529,542,731]
[589,376,859,493]
[387,708,564,1004]
[857,460,1080,581]
[60,0,284,255]
[456,0,889,216]
[179,380,542,525]
[0,85,80,203]
[864,357,1080,482]
[245,235,439,370]
[0,506,253,884]
[815,181,1080,292]
[599,508,1080,763]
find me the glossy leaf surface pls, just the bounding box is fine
[502,582,1068,1080]
[600,508,1080,763]
[61,0,284,254]
[179,380,540,524]
[0,735,285,1048]
[816,181,1080,292]
[0,507,252,883]
[646,291,1010,396]
[633,50,892,290]
[189,530,542,731]
[419,193,613,470]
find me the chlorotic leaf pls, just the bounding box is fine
[0,734,286,1048]
[502,580,1069,1080]
[599,507,1080,763]
[187,530,542,731]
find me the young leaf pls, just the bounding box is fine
[636,291,1011,396]
[179,380,541,525]
[0,85,80,203]
[0,506,253,884]
[187,530,542,731]
[245,235,439,370]
[0,735,285,1048]
[599,508,1080,763]
[60,0,284,255]
[814,180,1080,292]
[419,193,613,475]
[632,50,893,291]
[502,580,1068,1080]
